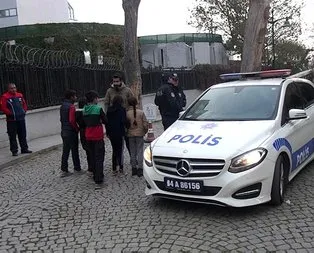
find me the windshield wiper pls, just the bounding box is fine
[181,118,203,121]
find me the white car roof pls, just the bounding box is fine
[212,76,314,89]
[211,78,285,89]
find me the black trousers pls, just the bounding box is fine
[80,132,92,172]
[110,136,124,170]
[61,132,80,171]
[86,140,105,183]
[161,116,178,130]
[7,120,28,154]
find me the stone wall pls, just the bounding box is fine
[0,89,203,149]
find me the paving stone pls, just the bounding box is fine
[0,121,314,252]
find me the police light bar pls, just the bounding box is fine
[220,69,292,81]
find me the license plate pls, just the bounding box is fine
[164,177,203,193]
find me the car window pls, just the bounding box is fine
[281,83,307,125]
[183,85,281,121]
[298,82,314,108]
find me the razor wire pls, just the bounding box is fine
[0,41,122,71]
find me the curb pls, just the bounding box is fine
[0,120,162,170]
[0,144,62,171]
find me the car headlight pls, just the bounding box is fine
[229,148,267,173]
[144,145,152,167]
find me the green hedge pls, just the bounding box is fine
[0,23,124,59]
[0,23,123,40]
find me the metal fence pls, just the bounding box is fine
[0,41,122,110]
[0,42,209,110]
[141,70,198,94]
[0,63,118,109]
[0,66,199,110]
[139,33,223,45]
[0,41,121,70]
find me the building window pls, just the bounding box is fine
[0,8,17,18]
[9,9,17,16]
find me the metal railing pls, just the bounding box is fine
[0,42,233,110]
[139,33,223,45]
[0,41,122,109]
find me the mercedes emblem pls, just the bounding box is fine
[176,159,192,177]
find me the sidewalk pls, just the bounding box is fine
[0,121,163,170]
[0,134,62,170]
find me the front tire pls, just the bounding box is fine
[270,155,287,205]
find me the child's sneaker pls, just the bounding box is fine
[112,170,118,176]
[95,181,105,190]
[137,168,143,177]
[60,170,72,178]
[132,167,137,176]
[119,168,128,176]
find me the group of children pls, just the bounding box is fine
[60,89,149,185]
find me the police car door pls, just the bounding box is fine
[297,81,314,166]
[281,82,314,176]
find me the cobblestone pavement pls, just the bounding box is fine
[1,121,314,252]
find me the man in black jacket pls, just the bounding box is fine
[154,73,186,130]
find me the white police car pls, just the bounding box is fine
[143,69,314,207]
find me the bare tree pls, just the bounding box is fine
[189,0,302,57]
[241,0,270,72]
[122,0,142,106]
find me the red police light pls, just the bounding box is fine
[220,69,292,81]
[259,69,291,78]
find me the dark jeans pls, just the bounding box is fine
[86,140,105,183]
[80,131,92,172]
[61,132,80,171]
[161,115,178,130]
[129,136,144,168]
[110,136,124,171]
[7,120,28,154]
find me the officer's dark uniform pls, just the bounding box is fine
[154,74,186,130]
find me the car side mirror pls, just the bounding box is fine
[288,109,307,120]
[179,110,185,118]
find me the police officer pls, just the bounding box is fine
[154,73,186,130]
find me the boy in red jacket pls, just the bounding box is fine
[1,83,32,156]
[60,89,81,175]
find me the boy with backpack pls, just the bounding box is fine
[76,98,93,174]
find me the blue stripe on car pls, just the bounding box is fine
[273,138,314,171]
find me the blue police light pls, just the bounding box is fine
[220,69,292,81]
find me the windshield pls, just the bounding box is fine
[183,85,281,121]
